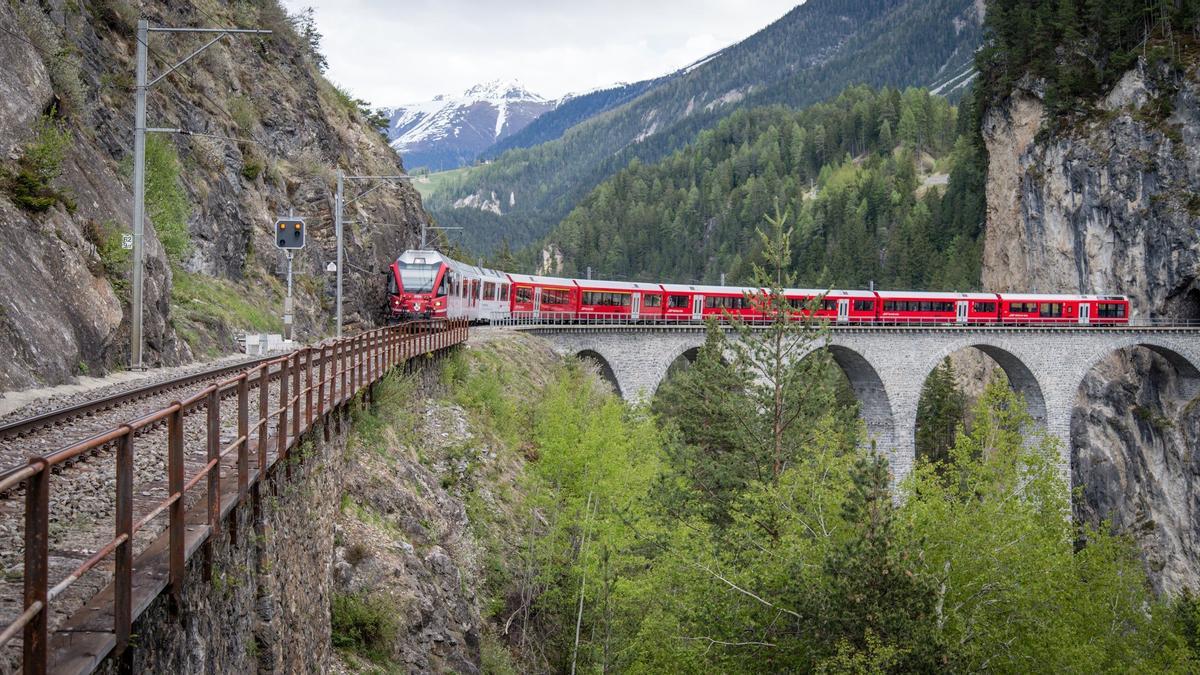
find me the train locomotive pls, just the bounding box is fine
[386,249,1131,327]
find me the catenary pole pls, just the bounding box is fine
[129,21,269,370]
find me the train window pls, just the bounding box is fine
[515,287,532,303]
[1097,303,1126,318]
[583,291,631,306]
[821,299,838,311]
[705,295,748,310]
[668,294,689,308]
[853,300,874,312]
[544,289,571,305]
[499,284,509,301]
[973,302,996,313]
[788,298,808,309]
[644,294,662,307]
[1008,302,1037,313]
[1039,303,1063,317]
[483,282,496,299]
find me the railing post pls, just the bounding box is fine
[291,350,301,443]
[23,459,49,674]
[318,344,329,442]
[207,388,221,548]
[278,356,290,461]
[305,346,314,430]
[168,404,184,608]
[115,428,133,655]
[257,365,269,476]
[237,375,249,499]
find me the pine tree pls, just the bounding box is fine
[816,452,948,671]
[915,357,966,467]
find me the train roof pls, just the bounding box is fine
[396,249,447,265]
[659,283,763,295]
[505,272,577,288]
[874,290,999,300]
[573,278,662,291]
[784,288,877,299]
[995,292,1129,301]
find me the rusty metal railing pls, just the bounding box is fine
[0,319,468,673]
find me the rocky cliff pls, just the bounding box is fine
[982,60,1200,593]
[0,0,427,391]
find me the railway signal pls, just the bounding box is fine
[274,217,306,249]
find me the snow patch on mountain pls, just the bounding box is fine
[384,79,556,171]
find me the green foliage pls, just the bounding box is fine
[545,87,983,289]
[330,592,397,663]
[915,357,966,466]
[977,0,1200,118]
[899,380,1194,672]
[4,115,74,213]
[141,135,191,263]
[85,219,132,297]
[170,270,281,354]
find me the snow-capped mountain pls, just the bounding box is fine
[384,80,557,171]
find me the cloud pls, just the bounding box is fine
[280,0,801,104]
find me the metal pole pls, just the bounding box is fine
[285,251,295,341]
[131,19,148,371]
[420,222,426,249]
[335,170,344,339]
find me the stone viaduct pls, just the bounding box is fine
[513,325,1200,487]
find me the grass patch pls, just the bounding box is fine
[412,166,472,199]
[331,592,397,664]
[170,270,281,354]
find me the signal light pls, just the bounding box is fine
[273,217,305,249]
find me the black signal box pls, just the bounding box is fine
[274,218,305,250]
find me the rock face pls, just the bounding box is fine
[0,0,427,391]
[982,62,1200,592]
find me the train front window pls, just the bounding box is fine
[397,263,437,294]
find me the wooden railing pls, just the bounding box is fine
[0,319,467,673]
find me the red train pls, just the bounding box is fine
[387,250,1130,327]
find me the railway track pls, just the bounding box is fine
[0,356,277,498]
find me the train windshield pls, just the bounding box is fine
[397,263,438,294]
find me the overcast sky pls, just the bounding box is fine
[279,0,802,105]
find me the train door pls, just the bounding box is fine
[837,298,850,323]
[533,287,542,320]
[1079,303,1091,326]
[631,292,641,321]
[956,301,969,324]
[692,295,704,321]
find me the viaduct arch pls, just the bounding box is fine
[531,326,1200,490]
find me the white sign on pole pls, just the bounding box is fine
[121,233,134,250]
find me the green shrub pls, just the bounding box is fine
[3,115,74,212]
[330,592,397,663]
[140,135,191,263]
[85,219,132,297]
[240,153,264,181]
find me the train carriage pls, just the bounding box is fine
[507,273,579,322]
[876,290,1002,325]
[573,279,665,322]
[785,289,878,323]
[997,293,1130,326]
[658,284,766,322]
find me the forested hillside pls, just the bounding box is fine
[542,86,985,290]
[424,0,983,255]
